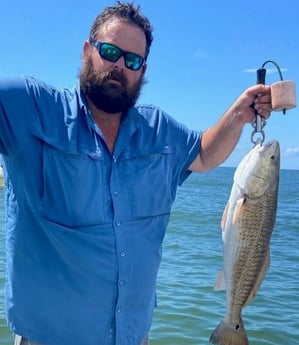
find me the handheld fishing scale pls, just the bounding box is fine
[251,60,296,144]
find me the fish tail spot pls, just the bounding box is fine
[210,319,249,345]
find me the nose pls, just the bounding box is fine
[113,55,126,70]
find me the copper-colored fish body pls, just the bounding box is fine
[210,140,280,345]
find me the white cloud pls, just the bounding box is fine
[285,146,299,158]
[243,68,287,74]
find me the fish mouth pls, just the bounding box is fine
[261,140,280,161]
[265,140,279,149]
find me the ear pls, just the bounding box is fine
[141,63,147,74]
[82,40,91,61]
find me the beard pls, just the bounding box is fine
[80,58,145,114]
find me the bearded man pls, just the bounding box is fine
[0,2,272,345]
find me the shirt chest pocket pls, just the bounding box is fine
[119,146,176,218]
[40,140,108,227]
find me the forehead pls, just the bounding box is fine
[96,18,146,54]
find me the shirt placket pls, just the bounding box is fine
[110,154,130,340]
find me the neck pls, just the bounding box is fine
[87,98,122,153]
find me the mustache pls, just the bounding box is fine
[102,69,128,87]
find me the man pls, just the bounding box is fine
[0,2,271,345]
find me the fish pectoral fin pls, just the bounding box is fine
[232,197,246,224]
[214,269,226,291]
[221,203,229,230]
[244,249,270,307]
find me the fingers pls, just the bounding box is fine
[245,85,272,119]
[233,84,273,124]
[235,85,272,124]
[254,93,272,119]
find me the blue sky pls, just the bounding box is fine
[0,0,298,169]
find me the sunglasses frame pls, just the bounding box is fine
[90,41,145,71]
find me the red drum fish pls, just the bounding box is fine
[210,140,280,345]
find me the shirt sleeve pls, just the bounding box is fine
[0,76,39,155]
[169,120,201,186]
[177,127,202,186]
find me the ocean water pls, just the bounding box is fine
[0,167,298,345]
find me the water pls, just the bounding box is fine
[0,167,298,345]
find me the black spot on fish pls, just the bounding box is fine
[235,324,240,330]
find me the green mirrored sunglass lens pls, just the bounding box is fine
[101,45,121,62]
[125,54,143,70]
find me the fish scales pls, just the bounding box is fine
[229,192,277,322]
[210,140,280,345]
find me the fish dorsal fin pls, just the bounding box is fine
[214,269,226,291]
[232,197,246,224]
[243,249,270,307]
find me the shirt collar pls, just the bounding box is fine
[74,81,141,157]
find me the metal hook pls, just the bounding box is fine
[251,111,266,144]
[251,127,265,144]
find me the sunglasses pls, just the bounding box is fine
[90,41,145,71]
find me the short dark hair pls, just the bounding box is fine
[89,1,153,60]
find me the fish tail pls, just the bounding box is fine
[209,318,249,345]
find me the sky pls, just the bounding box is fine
[0,0,298,169]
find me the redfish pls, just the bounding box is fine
[210,140,280,345]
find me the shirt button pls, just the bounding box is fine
[119,280,126,287]
[116,307,121,313]
[120,251,125,257]
[115,220,121,226]
[113,191,118,196]
[108,328,113,337]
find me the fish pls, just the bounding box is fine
[210,140,280,345]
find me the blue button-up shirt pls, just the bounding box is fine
[0,76,201,345]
